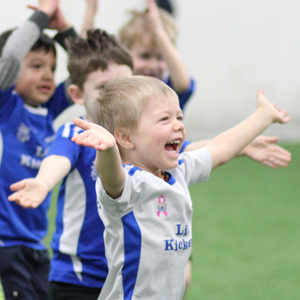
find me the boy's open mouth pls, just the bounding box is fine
[165,140,180,153]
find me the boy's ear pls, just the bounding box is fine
[68,84,85,105]
[115,127,135,150]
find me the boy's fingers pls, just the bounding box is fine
[73,118,91,130]
[10,180,26,191]
[27,5,38,11]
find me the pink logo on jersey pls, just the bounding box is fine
[157,196,168,217]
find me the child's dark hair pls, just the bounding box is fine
[0,28,56,57]
[67,29,134,90]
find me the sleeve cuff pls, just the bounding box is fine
[29,10,49,32]
[54,27,78,50]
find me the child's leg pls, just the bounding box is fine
[184,257,192,299]
[0,245,50,300]
[48,281,102,300]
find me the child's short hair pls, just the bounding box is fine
[95,76,177,134]
[0,28,56,57]
[67,29,134,90]
[118,8,178,50]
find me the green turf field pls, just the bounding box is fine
[44,143,300,300]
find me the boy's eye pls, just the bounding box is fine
[160,116,169,121]
[156,54,164,61]
[32,64,41,69]
[177,116,183,121]
[140,53,151,60]
[51,66,56,72]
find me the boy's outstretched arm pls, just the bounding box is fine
[183,136,291,168]
[147,0,190,92]
[205,89,290,170]
[80,0,99,38]
[238,136,291,168]
[8,155,71,208]
[72,118,125,199]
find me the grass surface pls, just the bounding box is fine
[44,144,300,300]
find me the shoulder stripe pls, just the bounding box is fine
[127,166,142,177]
[178,159,184,165]
[122,211,141,299]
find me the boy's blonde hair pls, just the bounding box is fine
[118,8,178,49]
[95,76,177,134]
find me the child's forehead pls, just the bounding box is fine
[85,64,133,86]
[25,49,56,63]
[132,34,156,49]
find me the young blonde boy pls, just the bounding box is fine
[118,0,194,111]
[71,76,289,300]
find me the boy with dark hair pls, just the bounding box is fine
[71,76,289,300]
[9,29,133,300]
[0,0,77,299]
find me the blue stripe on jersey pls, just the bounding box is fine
[165,171,176,186]
[179,159,184,165]
[128,166,142,177]
[121,211,141,300]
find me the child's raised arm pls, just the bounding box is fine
[72,118,125,198]
[80,0,99,38]
[205,89,290,170]
[147,0,190,93]
[0,0,59,90]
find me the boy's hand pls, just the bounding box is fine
[240,136,291,168]
[8,179,48,209]
[28,1,71,32]
[29,0,60,18]
[147,0,165,34]
[71,118,116,151]
[257,89,290,124]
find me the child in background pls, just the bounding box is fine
[9,29,133,300]
[0,0,76,298]
[118,0,194,111]
[70,76,289,300]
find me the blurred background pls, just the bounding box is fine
[1,0,299,142]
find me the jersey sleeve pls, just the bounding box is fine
[164,76,195,111]
[96,167,152,217]
[47,121,83,168]
[180,140,192,153]
[176,147,212,186]
[0,11,48,91]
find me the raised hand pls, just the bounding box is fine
[27,0,71,32]
[8,178,48,209]
[27,0,60,19]
[71,118,116,151]
[241,136,291,168]
[147,0,165,34]
[256,89,290,124]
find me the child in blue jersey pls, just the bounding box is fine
[0,0,77,299]
[68,76,289,300]
[8,29,134,300]
[118,0,194,111]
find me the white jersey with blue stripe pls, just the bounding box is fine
[47,119,108,288]
[96,147,212,300]
[0,83,70,249]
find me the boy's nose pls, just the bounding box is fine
[43,68,54,80]
[174,120,184,131]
